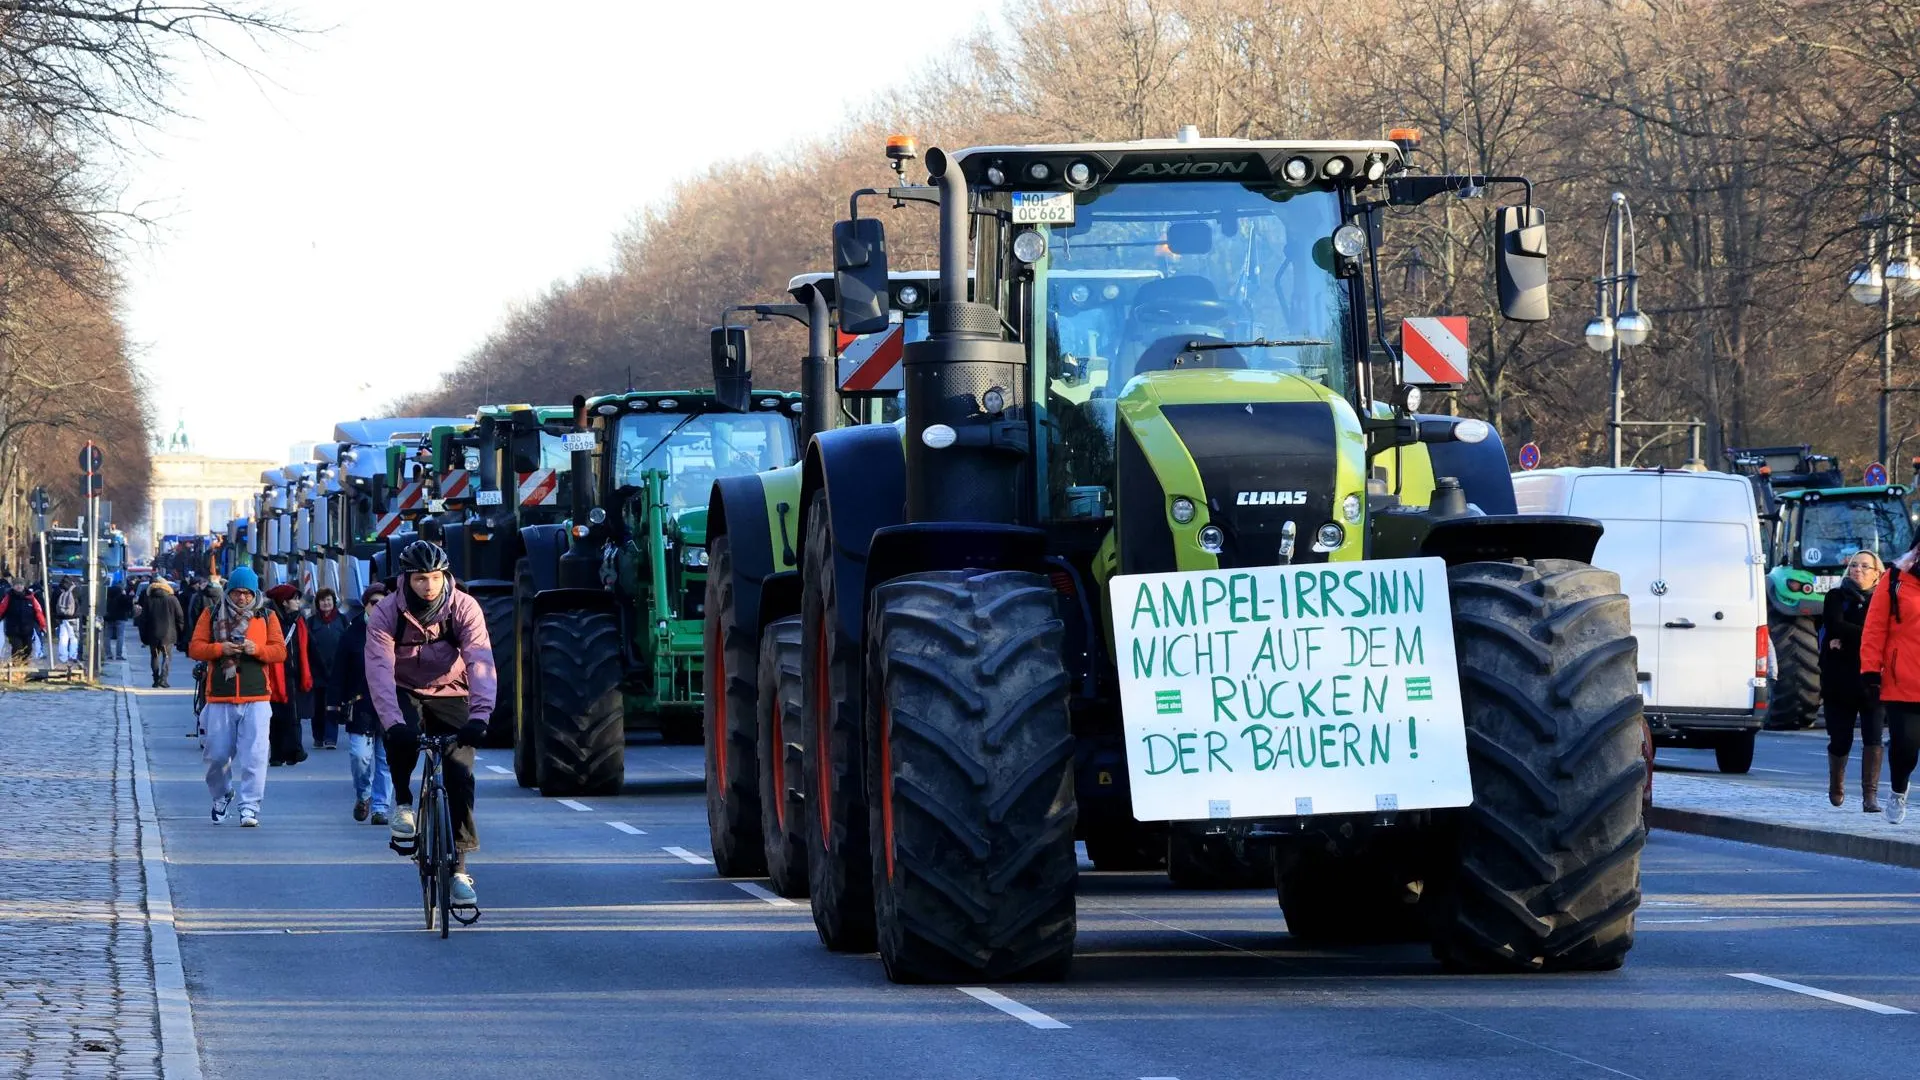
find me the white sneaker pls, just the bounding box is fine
[238,808,259,828]
[450,873,477,907]
[389,807,417,842]
[211,789,233,823]
[1888,790,1908,825]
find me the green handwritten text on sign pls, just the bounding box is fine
[1110,557,1472,822]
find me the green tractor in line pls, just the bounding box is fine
[780,129,1644,984]
[1725,445,1915,729]
[517,384,805,796]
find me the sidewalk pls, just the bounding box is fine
[1651,767,1920,870]
[0,673,171,1080]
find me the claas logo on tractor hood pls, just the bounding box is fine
[1236,490,1308,506]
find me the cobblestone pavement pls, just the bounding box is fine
[0,684,161,1080]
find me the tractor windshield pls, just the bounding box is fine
[1026,182,1352,517]
[611,412,797,509]
[1795,497,1913,569]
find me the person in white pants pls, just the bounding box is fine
[186,567,286,827]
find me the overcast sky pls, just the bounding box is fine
[119,0,1000,462]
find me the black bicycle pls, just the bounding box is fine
[396,732,479,937]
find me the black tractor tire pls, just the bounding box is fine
[1432,558,1645,973]
[801,489,875,952]
[1084,821,1168,872]
[1715,730,1757,774]
[512,561,540,789]
[1277,846,1426,944]
[865,570,1078,984]
[472,590,517,749]
[1166,827,1274,890]
[703,535,764,878]
[1768,615,1822,730]
[758,616,808,897]
[534,608,625,798]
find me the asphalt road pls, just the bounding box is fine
[136,656,1920,1080]
[1656,726,1858,798]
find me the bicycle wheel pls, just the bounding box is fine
[417,790,437,929]
[434,782,454,938]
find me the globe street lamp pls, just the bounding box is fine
[1586,192,1652,467]
[1847,116,1918,468]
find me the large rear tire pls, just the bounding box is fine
[758,617,807,897]
[534,609,625,798]
[1767,614,1821,730]
[472,589,517,749]
[704,535,764,877]
[1432,559,1645,973]
[866,570,1077,984]
[511,562,540,789]
[801,490,875,951]
[1166,827,1273,890]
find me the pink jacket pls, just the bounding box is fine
[364,587,497,730]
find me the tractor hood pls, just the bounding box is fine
[672,505,709,547]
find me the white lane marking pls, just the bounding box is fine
[557,799,593,812]
[485,765,511,775]
[957,987,1069,1030]
[1729,972,1913,1015]
[663,845,713,865]
[732,882,798,906]
[666,763,702,778]
[607,821,646,835]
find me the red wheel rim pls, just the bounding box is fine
[711,637,727,798]
[771,698,787,830]
[815,616,832,847]
[881,700,896,882]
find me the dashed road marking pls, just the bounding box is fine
[663,846,713,865]
[958,987,1069,1030]
[556,799,593,812]
[1729,972,1912,1015]
[732,882,798,906]
[484,765,511,775]
[607,821,646,835]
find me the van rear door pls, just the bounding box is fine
[1568,473,1664,703]
[1655,475,1762,711]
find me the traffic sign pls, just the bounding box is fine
[78,444,102,473]
[81,473,103,496]
[1865,461,1889,486]
[1518,442,1541,471]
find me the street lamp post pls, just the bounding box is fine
[1586,193,1653,467]
[1847,116,1918,467]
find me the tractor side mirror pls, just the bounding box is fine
[1495,204,1550,322]
[833,217,891,335]
[709,325,752,412]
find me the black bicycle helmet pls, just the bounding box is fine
[397,539,450,575]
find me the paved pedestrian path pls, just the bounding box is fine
[1653,769,1920,868]
[0,680,163,1080]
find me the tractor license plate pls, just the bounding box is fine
[1813,575,1842,594]
[1011,191,1075,225]
[1109,557,1473,822]
[561,431,597,452]
[474,490,503,506]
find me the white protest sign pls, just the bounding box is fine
[1110,556,1472,822]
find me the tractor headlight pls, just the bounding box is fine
[981,386,1007,414]
[587,506,607,525]
[1171,497,1196,524]
[1332,223,1367,258]
[1315,522,1346,550]
[1453,419,1491,444]
[1342,494,1363,523]
[1013,230,1049,264]
[1197,525,1225,554]
[683,546,708,568]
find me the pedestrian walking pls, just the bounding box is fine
[306,588,346,749]
[182,576,222,656]
[187,566,286,828]
[104,580,134,662]
[1858,540,1920,824]
[52,581,78,664]
[264,584,312,766]
[0,577,45,664]
[138,579,186,688]
[1824,551,1885,812]
[331,582,393,824]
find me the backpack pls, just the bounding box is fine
[57,588,75,619]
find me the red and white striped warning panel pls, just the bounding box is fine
[1401,316,1470,386]
[439,470,472,501]
[517,469,560,507]
[373,512,404,539]
[837,324,905,392]
[393,481,425,511]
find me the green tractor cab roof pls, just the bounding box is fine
[585,388,803,417]
[1777,485,1909,500]
[948,137,1404,188]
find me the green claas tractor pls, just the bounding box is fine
[1726,446,1914,729]
[701,268,935,891]
[521,383,804,796]
[785,130,1645,983]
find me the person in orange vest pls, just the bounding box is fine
[188,567,287,827]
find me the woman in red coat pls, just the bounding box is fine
[1857,543,1920,824]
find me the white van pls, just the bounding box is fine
[1511,467,1770,772]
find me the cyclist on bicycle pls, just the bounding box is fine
[365,540,496,908]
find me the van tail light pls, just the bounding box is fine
[1754,625,1772,714]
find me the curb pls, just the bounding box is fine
[123,687,205,1080]
[1649,805,1920,871]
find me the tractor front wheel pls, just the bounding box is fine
[758,616,808,897]
[866,570,1077,984]
[534,608,625,798]
[1768,614,1822,730]
[1431,558,1645,973]
[703,535,764,877]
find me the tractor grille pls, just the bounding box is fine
[1161,402,1337,569]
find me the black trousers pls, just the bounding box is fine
[149,646,171,686]
[1826,688,1885,756]
[308,687,336,747]
[1887,703,1920,795]
[269,700,306,763]
[387,693,477,859]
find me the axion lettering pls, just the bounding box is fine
[1127,161,1250,177]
